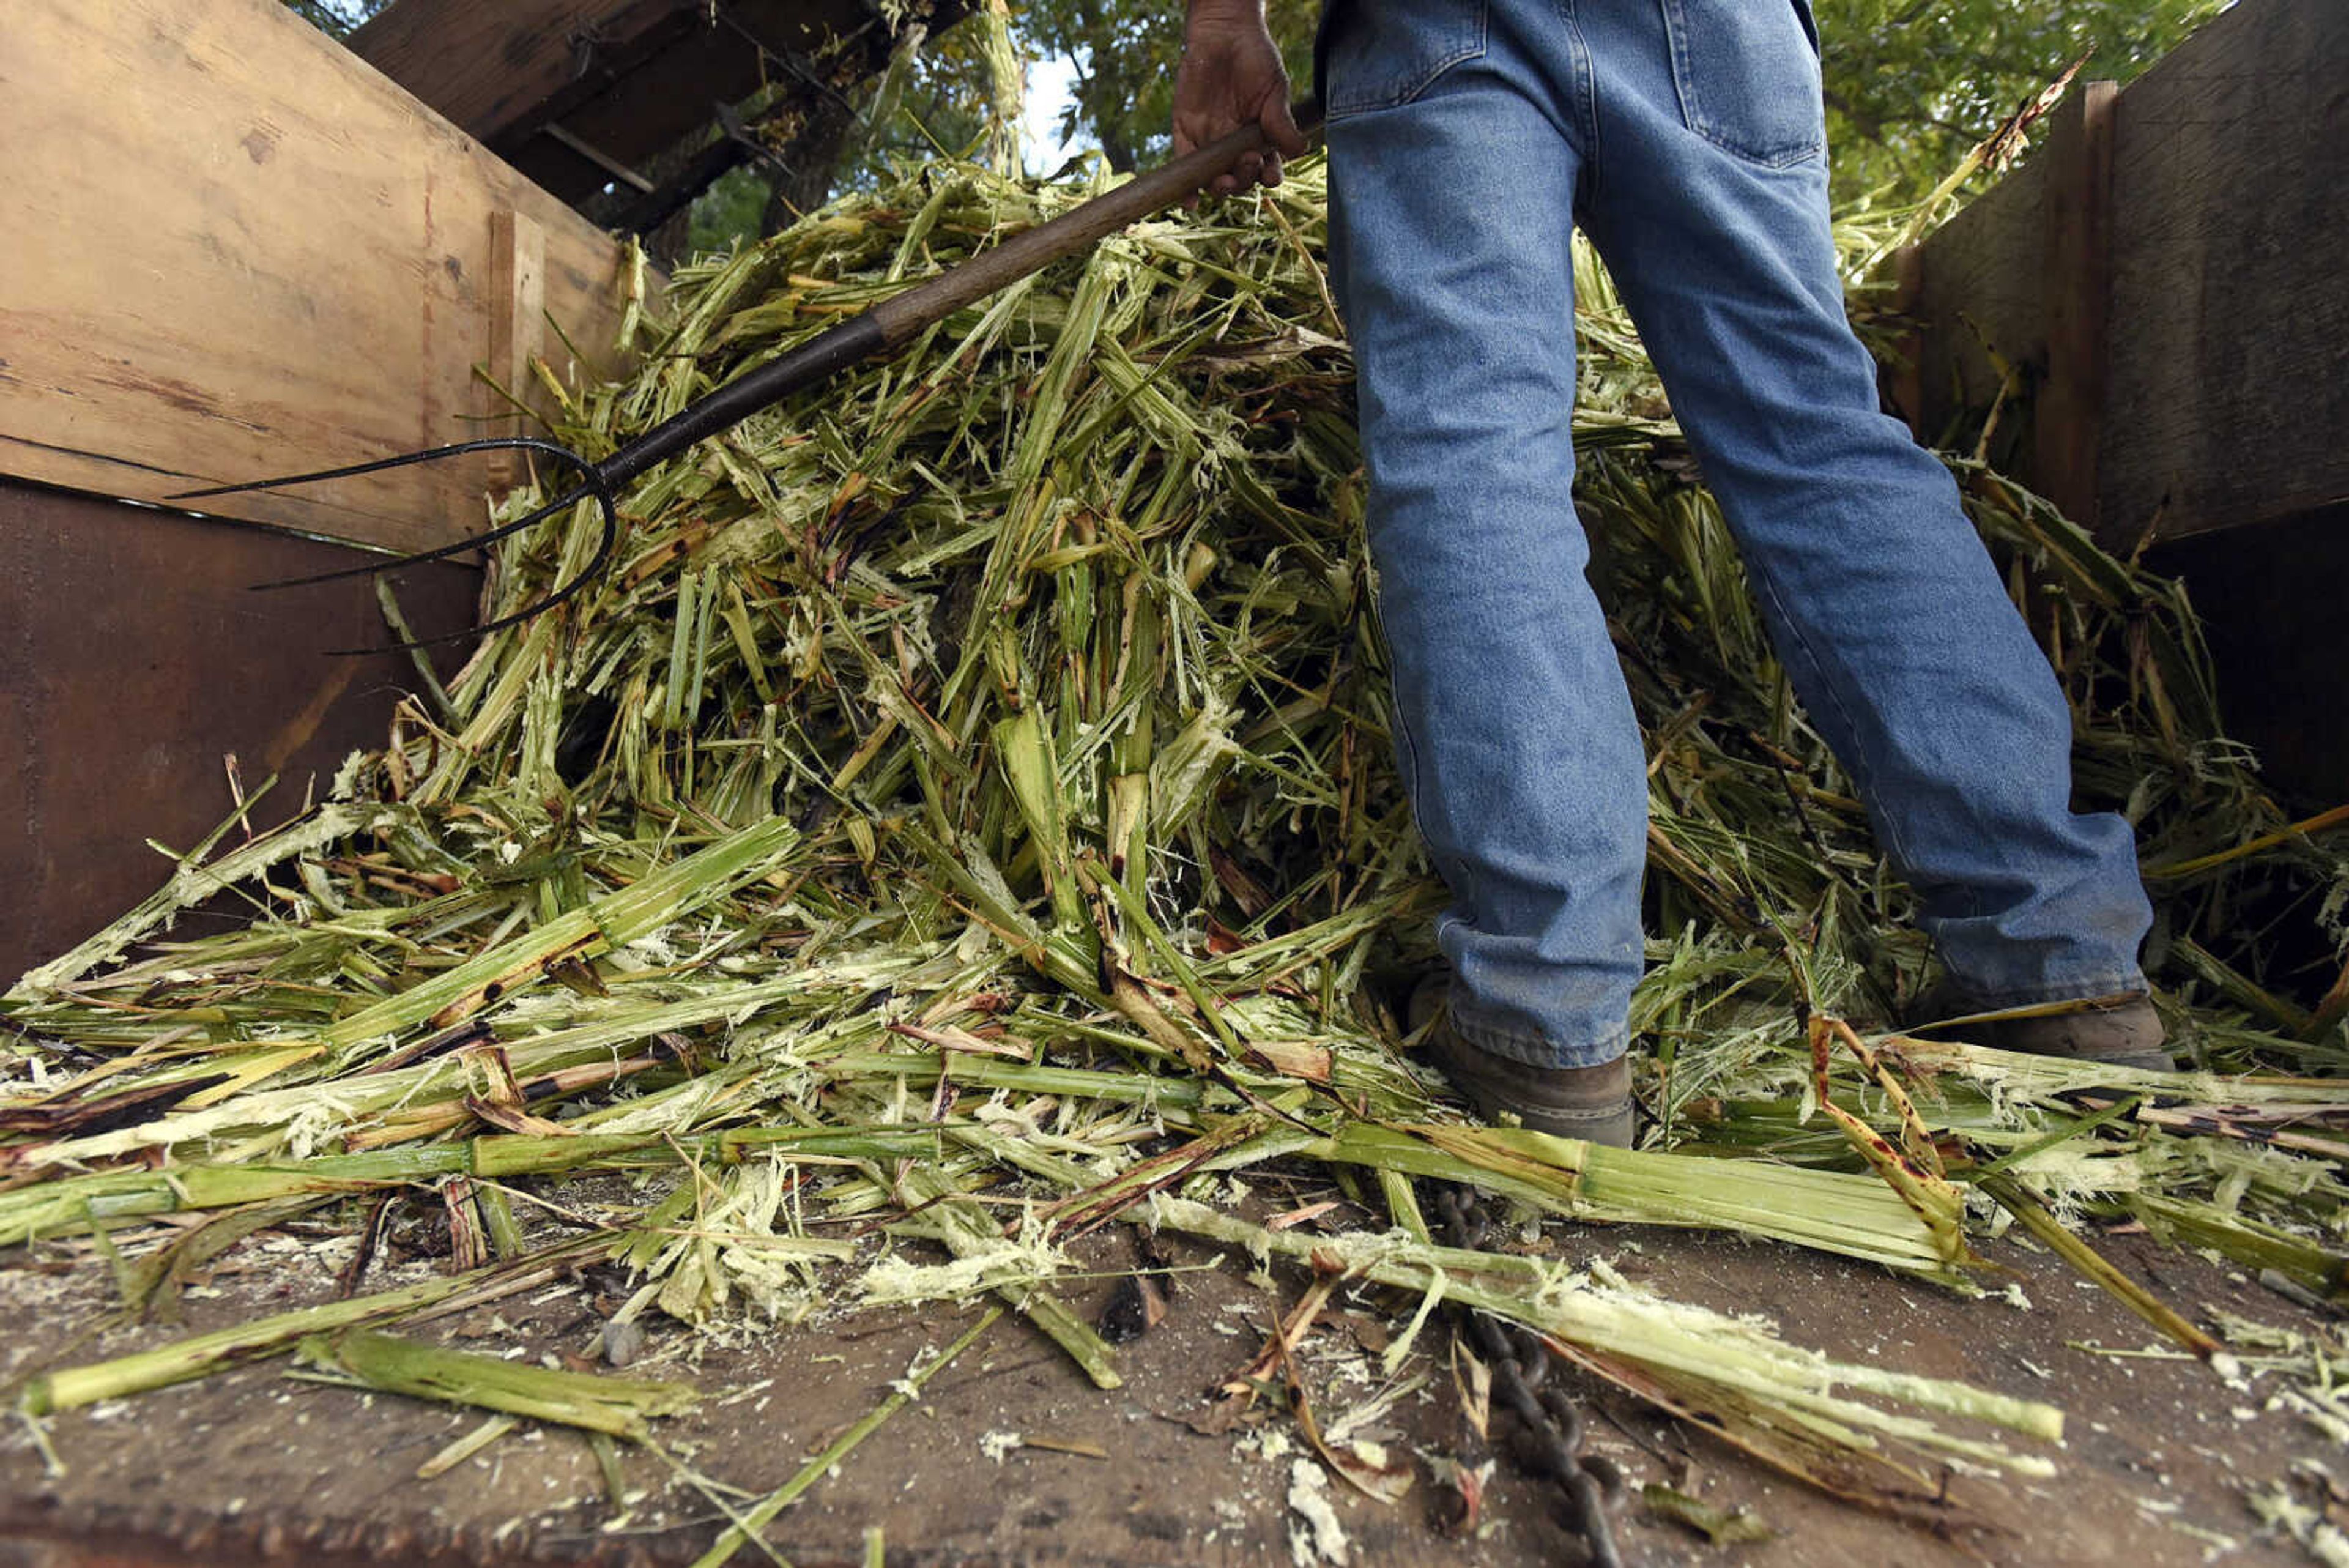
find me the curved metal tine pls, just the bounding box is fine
[328,456,620,655]
[161,437,601,590]
[166,436,564,502]
[256,486,582,591]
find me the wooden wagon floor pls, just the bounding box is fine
[2,1218,2331,1568]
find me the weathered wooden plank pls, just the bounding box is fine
[348,0,916,204]
[485,211,550,492]
[347,0,692,179]
[0,481,478,983]
[2096,0,2349,544]
[1905,149,2050,453]
[0,0,651,555]
[2033,81,2117,536]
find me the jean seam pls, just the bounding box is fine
[1323,1,1491,121]
[1452,1007,1630,1068]
[1382,640,1449,884]
[1559,0,1600,200]
[1655,0,1827,169]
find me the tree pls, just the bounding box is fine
[1009,0,2224,203]
[1020,0,1311,173]
[1814,0,2227,201]
[280,0,387,39]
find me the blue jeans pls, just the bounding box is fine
[1321,0,2153,1068]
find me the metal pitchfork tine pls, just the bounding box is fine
[173,437,618,651]
[167,103,1322,655]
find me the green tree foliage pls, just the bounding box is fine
[1022,0,1315,172]
[1015,0,2225,203]
[280,0,387,39]
[1816,0,2227,199]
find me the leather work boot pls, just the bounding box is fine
[1910,991,2175,1074]
[1409,978,1638,1148]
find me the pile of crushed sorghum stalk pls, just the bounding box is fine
[6,153,2347,1526]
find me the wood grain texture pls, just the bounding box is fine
[2033,81,2117,536]
[0,0,651,554]
[1906,151,2050,452]
[348,0,690,174]
[348,0,916,204]
[2096,0,2349,543]
[485,211,549,492]
[0,481,478,983]
[1911,0,2348,545]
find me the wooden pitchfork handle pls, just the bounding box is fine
[568,96,1329,501]
[170,100,1326,650]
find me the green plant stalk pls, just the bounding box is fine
[321,817,798,1060]
[475,1183,527,1259]
[305,1327,697,1439]
[2,1126,950,1245]
[1308,1124,1958,1276]
[2128,1192,2349,1304]
[1978,1175,2225,1361]
[890,1162,1121,1389]
[1153,1195,2061,1469]
[10,802,401,1000]
[19,1241,599,1414]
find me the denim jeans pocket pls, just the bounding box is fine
[1318,0,1488,121]
[1658,0,1825,168]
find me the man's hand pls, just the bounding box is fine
[1173,0,1307,197]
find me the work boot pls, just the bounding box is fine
[1909,990,2175,1074]
[1409,978,1638,1148]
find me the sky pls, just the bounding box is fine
[1019,50,1085,174]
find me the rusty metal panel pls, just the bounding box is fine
[0,483,478,983]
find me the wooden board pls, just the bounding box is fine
[1903,149,2050,453]
[348,0,690,159]
[2096,0,2349,543]
[0,0,655,555]
[2150,503,2349,807]
[2032,81,2117,535]
[347,0,923,205]
[0,481,478,983]
[1906,0,2348,547]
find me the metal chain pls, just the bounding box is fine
[1436,1184,1630,1567]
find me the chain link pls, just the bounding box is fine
[1436,1184,1630,1567]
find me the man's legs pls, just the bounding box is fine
[1325,0,1648,1071]
[1570,0,2154,1011]
[1327,0,2157,1106]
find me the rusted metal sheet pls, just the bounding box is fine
[0,483,478,984]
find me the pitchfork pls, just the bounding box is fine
[170,107,1319,650]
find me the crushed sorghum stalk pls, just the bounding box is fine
[4,152,2347,1522]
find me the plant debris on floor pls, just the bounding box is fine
[4,151,2347,1554]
